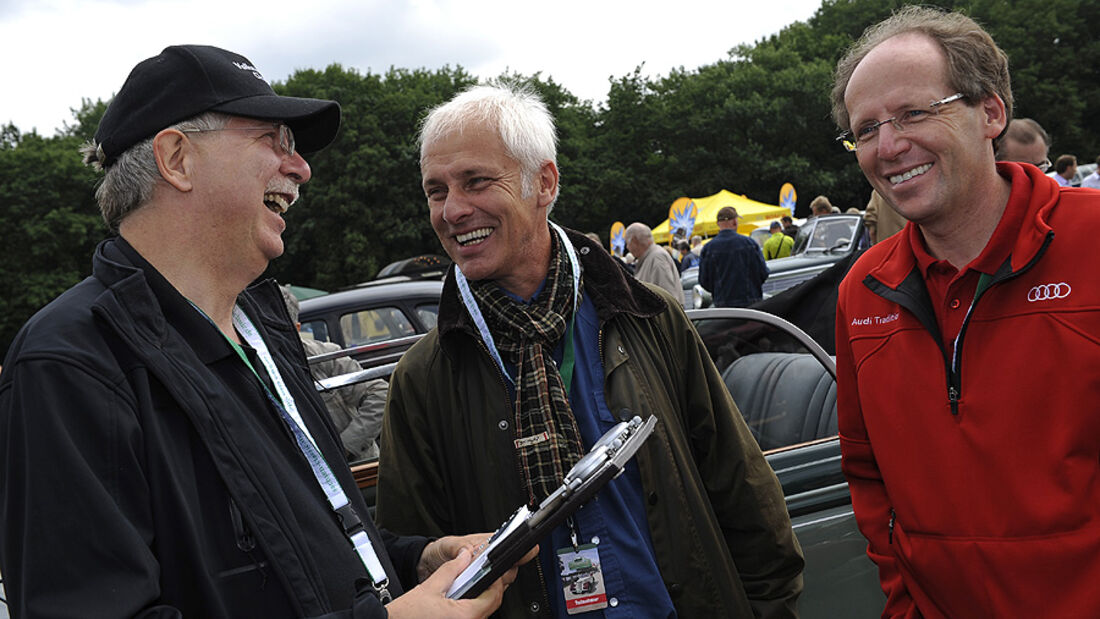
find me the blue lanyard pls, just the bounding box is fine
[194,303,392,600]
[455,222,581,389]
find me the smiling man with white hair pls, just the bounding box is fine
[832,7,1100,617]
[377,83,803,618]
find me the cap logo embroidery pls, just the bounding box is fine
[232,61,265,81]
[1027,282,1071,302]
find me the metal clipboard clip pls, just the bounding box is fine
[447,414,658,599]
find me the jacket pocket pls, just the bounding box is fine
[219,498,268,582]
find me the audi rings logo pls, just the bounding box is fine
[1027,282,1072,302]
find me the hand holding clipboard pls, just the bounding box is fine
[447,414,658,600]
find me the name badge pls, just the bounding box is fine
[557,543,608,614]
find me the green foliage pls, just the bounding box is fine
[60,98,109,141]
[267,64,477,291]
[0,123,106,355]
[5,0,1099,357]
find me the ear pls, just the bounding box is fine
[535,160,559,209]
[980,94,1008,140]
[152,129,195,193]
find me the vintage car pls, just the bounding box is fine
[297,279,443,368]
[681,213,870,309]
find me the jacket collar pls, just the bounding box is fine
[865,161,1059,289]
[437,225,666,348]
[91,237,295,365]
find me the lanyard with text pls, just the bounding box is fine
[228,306,392,602]
[455,222,581,391]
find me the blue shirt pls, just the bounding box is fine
[500,283,674,618]
[679,252,699,273]
[540,293,675,618]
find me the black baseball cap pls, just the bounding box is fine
[94,45,340,167]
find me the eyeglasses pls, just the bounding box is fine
[838,93,967,153]
[181,122,296,157]
[1032,158,1052,173]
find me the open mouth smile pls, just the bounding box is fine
[456,227,493,246]
[889,163,932,185]
[264,193,293,215]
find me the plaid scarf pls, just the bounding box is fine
[470,233,585,505]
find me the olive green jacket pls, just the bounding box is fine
[376,229,803,618]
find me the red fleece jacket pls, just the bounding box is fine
[836,163,1100,618]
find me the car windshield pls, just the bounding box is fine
[792,216,857,255]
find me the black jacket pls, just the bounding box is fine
[0,238,425,618]
[698,229,769,307]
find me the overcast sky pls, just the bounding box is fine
[1,0,823,136]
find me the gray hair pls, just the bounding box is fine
[80,111,229,231]
[419,84,559,212]
[623,222,654,246]
[831,6,1013,136]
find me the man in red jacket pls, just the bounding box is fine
[831,6,1100,618]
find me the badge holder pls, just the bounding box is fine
[446,414,658,600]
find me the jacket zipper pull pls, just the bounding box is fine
[888,509,896,544]
[948,386,960,415]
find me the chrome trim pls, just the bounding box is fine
[686,307,836,379]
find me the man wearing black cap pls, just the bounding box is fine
[0,45,523,618]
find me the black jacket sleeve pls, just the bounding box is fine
[0,357,179,618]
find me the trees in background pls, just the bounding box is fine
[3,0,1098,356]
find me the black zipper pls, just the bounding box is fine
[224,498,268,587]
[944,231,1053,416]
[888,509,896,544]
[866,231,1053,419]
[229,497,256,552]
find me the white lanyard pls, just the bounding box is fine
[230,306,391,600]
[454,222,581,384]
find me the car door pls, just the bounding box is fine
[688,307,883,617]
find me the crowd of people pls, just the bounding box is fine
[612,205,806,309]
[2,5,1098,618]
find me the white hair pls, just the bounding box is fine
[419,84,559,212]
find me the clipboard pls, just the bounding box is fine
[446,414,658,600]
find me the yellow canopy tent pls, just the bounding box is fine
[652,190,789,244]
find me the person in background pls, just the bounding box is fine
[624,222,685,305]
[1050,153,1077,186]
[281,285,385,462]
[698,206,769,307]
[690,234,704,254]
[781,215,799,239]
[676,237,699,271]
[832,6,1100,616]
[809,195,835,218]
[994,117,1051,171]
[763,221,794,260]
[377,83,803,618]
[863,190,906,244]
[1082,156,1100,189]
[0,44,524,619]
